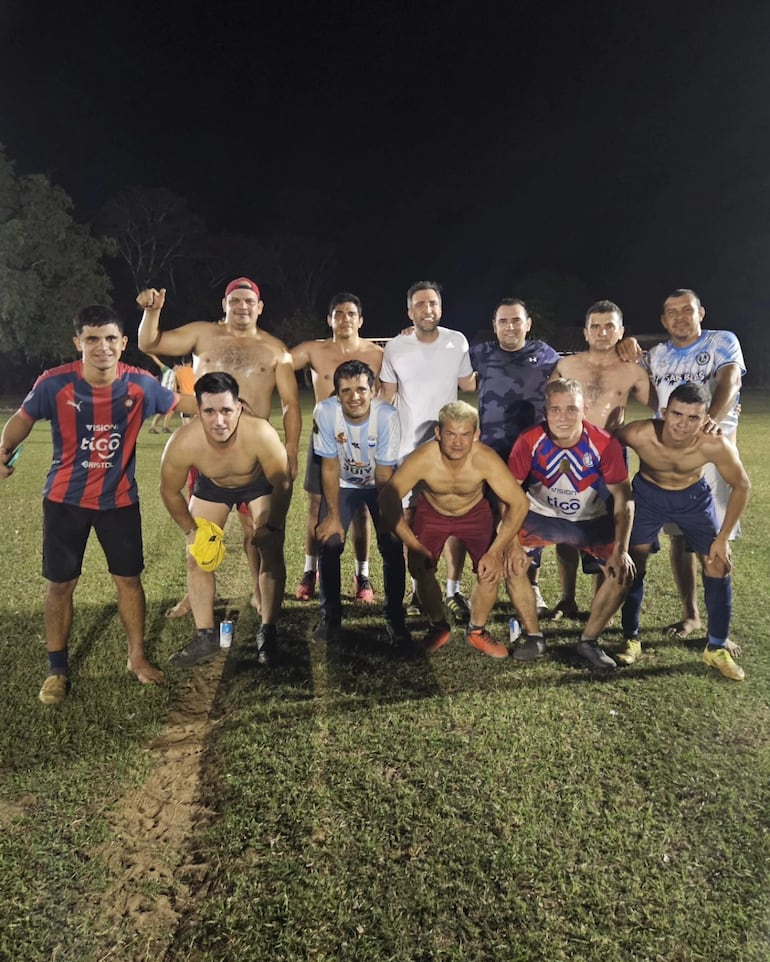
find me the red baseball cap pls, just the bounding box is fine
[224,277,261,299]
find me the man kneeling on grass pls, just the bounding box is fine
[311,359,409,647]
[379,401,529,657]
[616,382,751,680]
[159,372,291,668]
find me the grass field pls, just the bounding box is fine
[1,391,769,962]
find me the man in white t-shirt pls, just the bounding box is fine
[380,281,476,623]
[312,360,408,648]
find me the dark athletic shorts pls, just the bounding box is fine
[518,510,615,564]
[42,499,144,582]
[192,472,273,509]
[304,434,322,495]
[629,474,717,556]
[412,496,495,571]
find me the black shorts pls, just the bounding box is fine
[303,435,322,495]
[192,472,273,508]
[42,499,144,582]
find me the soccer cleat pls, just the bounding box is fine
[256,624,278,666]
[422,621,452,653]
[532,584,549,616]
[703,645,745,681]
[295,570,317,601]
[576,639,617,671]
[446,592,470,625]
[406,593,422,616]
[39,673,68,705]
[170,629,220,668]
[312,617,341,645]
[616,638,642,666]
[512,634,547,663]
[466,627,509,659]
[353,574,375,603]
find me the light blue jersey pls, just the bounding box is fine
[645,330,745,433]
[312,397,400,488]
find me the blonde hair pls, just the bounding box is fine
[438,400,479,432]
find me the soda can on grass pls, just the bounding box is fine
[219,619,233,649]
[509,618,521,644]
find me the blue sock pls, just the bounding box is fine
[703,574,731,640]
[48,649,68,675]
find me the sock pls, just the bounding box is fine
[355,560,369,578]
[48,649,68,675]
[707,636,727,650]
[704,574,731,640]
[304,555,318,573]
[446,579,461,598]
[468,623,484,633]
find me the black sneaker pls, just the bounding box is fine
[576,639,616,671]
[446,592,470,625]
[312,617,341,644]
[256,624,279,666]
[170,628,219,668]
[512,634,547,663]
[385,620,413,650]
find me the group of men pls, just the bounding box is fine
[0,277,751,704]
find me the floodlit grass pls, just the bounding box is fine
[1,392,769,961]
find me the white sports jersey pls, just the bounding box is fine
[380,326,473,460]
[645,330,745,433]
[312,396,400,489]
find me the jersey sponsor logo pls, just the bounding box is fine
[80,433,121,455]
[545,495,581,514]
[81,459,114,470]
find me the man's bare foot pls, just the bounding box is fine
[166,595,192,618]
[550,598,580,621]
[127,656,165,684]
[664,616,702,638]
[724,638,742,658]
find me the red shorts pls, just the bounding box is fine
[412,496,495,571]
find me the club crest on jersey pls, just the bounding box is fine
[124,398,136,409]
[582,453,594,467]
[696,352,710,365]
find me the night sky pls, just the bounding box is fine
[2,0,769,344]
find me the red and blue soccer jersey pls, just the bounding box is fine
[508,421,627,522]
[21,360,177,510]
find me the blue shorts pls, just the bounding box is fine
[630,474,717,556]
[304,435,322,495]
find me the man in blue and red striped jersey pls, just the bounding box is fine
[0,305,196,704]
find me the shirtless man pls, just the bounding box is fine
[290,292,384,603]
[549,300,656,617]
[617,288,744,638]
[616,382,751,680]
[379,401,529,658]
[160,372,291,667]
[138,278,300,615]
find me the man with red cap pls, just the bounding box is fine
[137,280,300,653]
